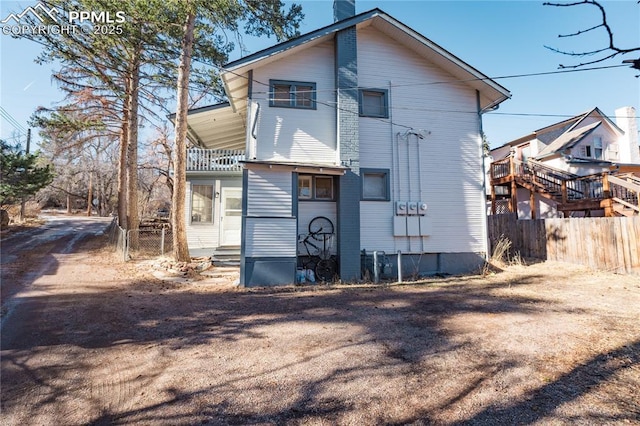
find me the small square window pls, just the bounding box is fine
[315,177,334,200]
[359,89,388,118]
[362,169,390,201]
[298,176,312,199]
[298,175,334,201]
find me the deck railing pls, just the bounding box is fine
[608,175,640,214]
[490,155,639,216]
[186,148,245,172]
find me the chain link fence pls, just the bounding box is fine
[107,219,173,261]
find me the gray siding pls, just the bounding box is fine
[246,169,292,217]
[245,217,297,257]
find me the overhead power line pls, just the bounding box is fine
[0,106,28,135]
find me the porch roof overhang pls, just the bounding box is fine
[242,159,347,176]
[182,102,246,150]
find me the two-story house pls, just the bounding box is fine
[183,1,511,286]
[489,107,640,219]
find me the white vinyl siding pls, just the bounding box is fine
[185,178,242,250]
[250,40,337,164]
[297,201,337,256]
[357,26,486,254]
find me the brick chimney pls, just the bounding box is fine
[334,0,360,281]
[334,0,355,22]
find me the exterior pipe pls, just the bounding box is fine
[373,250,380,283]
[477,89,490,263]
[397,250,402,283]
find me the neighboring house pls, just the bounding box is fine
[183,0,511,286]
[488,107,640,219]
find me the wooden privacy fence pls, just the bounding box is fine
[487,214,640,274]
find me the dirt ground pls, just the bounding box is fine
[1,233,639,425]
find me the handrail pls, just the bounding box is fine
[608,174,640,213]
[526,159,580,180]
[608,175,640,193]
[186,148,245,172]
[489,156,639,215]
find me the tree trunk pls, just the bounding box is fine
[86,172,93,217]
[171,11,196,263]
[126,49,141,249]
[66,184,72,214]
[117,88,130,229]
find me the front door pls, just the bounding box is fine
[220,187,242,246]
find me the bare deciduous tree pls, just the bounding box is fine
[544,0,640,70]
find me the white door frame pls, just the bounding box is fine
[219,187,242,246]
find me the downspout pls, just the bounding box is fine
[416,132,424,252]
[477,90,490,262]
[389,81,398,253]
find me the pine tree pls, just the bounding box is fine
[0,141,54,208]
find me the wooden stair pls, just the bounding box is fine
[490,158,640,217]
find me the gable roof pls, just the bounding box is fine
[221,8,511,115]
[535,121,601,159]
[491,107,626,158]
[536,107,623,136]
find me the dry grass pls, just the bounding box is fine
[2,235,639,425]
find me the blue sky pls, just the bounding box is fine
[1,0,638,149]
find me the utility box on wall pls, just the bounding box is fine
[393,215,407,236]
[407,216,420,236]
[419,216,432,236]
[394,200,430,237]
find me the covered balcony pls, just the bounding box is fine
[182,102,247,174]
[186,148,245,173]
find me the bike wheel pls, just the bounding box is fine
[309,216,334,240]
[315,259,337,282]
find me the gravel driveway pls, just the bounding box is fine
[1,233,639,425]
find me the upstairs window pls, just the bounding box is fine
[270,80,316,109]
[593,137,603,160]
[359,89,388,118]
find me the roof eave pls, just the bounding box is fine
[221,8,511,112]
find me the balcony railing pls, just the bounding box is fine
[186,148,244,172]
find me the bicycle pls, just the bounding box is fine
[297,216,338,282]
